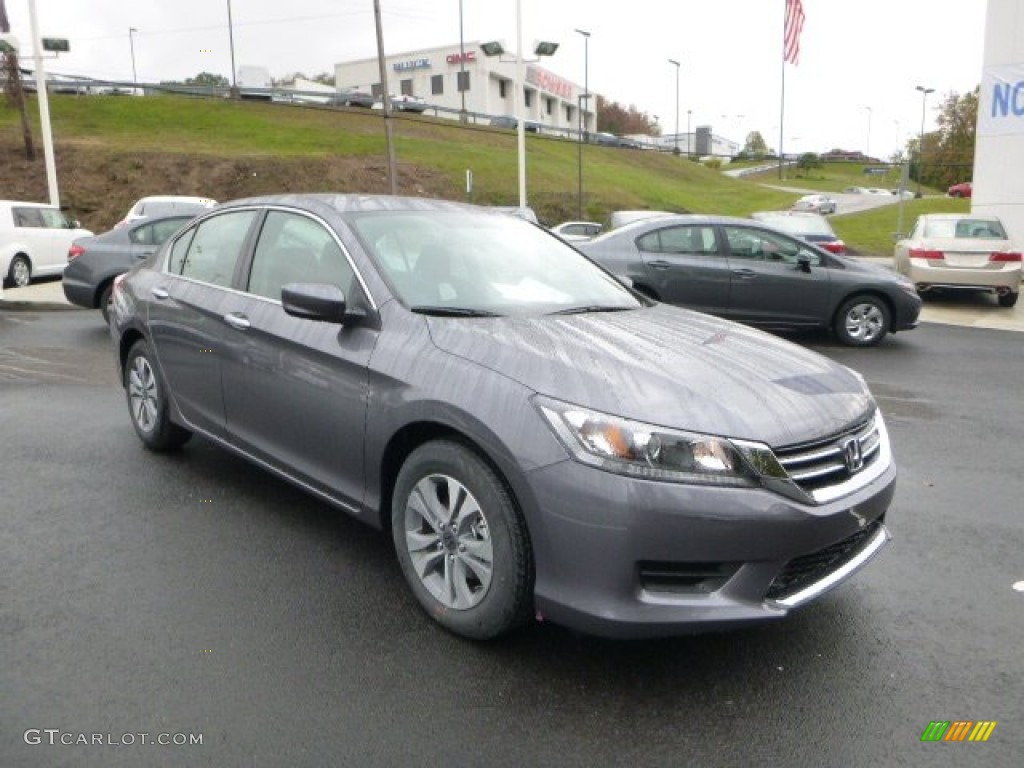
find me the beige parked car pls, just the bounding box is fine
[894,214,1021,307]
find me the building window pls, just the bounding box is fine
[400,79,413,96]
[524,88,532,108]
[566,105,574,123]
[545,97,554,116]
[370,83,383,98]
[457,71,470,92]
[431,75,444,95]
[498,79,508,99]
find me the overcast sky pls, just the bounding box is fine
[4,0,988,157]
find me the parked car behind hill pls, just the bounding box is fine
[109,193,896,640]
[64,213,199,323]
[1,200,92,288]
[115,196,216,229]
[947,182,972,198]
[751,211,847,254]
[894,213,1020,307]
[578,213,920,346]
[793,194,837,215]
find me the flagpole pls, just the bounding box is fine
[778,0,786,180]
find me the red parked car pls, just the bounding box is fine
[948,182,972,198]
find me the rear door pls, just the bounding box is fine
[146,209,260,438]
[635,223,731,313]
[720,224,830,326]
[218,208,377,507]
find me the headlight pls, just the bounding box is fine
[535,395,761,486]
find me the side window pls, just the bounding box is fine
[130,223,157,246]
[167,228,196,274]
[13,208,45,228]
[176,211,257,288]
[724,226,803,263]
[637,226,717,255]
[246,211,357,302]
[149,218,189,244]
[39,208,69,228]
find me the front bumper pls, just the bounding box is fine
[522,455,895,638]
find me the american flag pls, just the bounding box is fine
[784,0,806,65]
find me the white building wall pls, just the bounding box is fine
[974,0,1024,244]
[334,42,593,134]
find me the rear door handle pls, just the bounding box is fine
[223,312,251,331]
[731,268,757,279]
[151,287,169,299]
[647,260,671,270]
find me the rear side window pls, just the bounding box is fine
[246,211,356,302]
[637,226,717,255]
[169,211,257,288]
[13,208,45,228]
[130,217,190,246]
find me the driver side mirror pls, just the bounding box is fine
[796,254,813,273]
[281,282,365,325]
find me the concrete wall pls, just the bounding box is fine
[975,0,1024,244]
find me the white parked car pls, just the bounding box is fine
[894,214,1020,307]
[550,221,603,242]
[0,201,92,288]
[115,196,217,229]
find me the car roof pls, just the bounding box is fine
[213,194,491,218]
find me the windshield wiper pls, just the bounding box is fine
[410,306,503,317]
[549,305,634,316]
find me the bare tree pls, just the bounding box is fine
[0,0,36,160]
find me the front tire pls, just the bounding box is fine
[124,340,192,452]
[7,255,31,288]
[391,440,533,640]
[834,295,890,346]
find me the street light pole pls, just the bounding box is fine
[687,109,692,158]
[226,0,238,97]
[457,0,466,120]
[27,0,58,206]
[575,28,589,220]
[864,105,872,159]
[915,85,934,198]
[668,59,680,154]
[128,27,138,87]
[515,0,527,206]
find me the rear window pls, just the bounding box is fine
[925,219,1006,239]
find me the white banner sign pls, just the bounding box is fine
[978,62,1024,137]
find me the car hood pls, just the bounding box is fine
[426,305,872,448]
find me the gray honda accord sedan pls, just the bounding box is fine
[110,194,895,640]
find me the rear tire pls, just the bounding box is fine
[998,292,1018,308]
[124,339,192,452]
[7,254,31,288]
[391,440,533,640]
[834,295,890,346]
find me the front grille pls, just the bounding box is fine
[766,520,882,600]
[774,415,881,495]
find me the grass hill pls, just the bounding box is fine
[1,93,797,231]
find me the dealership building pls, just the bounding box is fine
[974,0,1024,243]
[334,42,593,135]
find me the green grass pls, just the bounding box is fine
[831,197,971,256]
[1,94,941,252]
[745,161,944,196]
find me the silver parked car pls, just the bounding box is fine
[894,214,1020,307]
[110,194,895,640]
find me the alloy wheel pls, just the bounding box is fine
[127,356,159,433]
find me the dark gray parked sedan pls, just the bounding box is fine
[110,195,895,639]
[578,214,922,346]
[63,214,199,323]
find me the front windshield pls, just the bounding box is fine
[348,210,641,316]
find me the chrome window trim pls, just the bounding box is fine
[161,204,379,311]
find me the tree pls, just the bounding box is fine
[742,131,768,159]
[595,95,658,136]
[0,0,34,160]
[797,152,823,174]
[185,72,229,88]
[909,87,978,189]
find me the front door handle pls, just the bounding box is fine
[647,260,671,270]
[731,268,757,279]
[223,312,251,331]
[221,313,248,331]
[151,287,169,299]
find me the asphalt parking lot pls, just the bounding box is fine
[2,305,1022,767]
